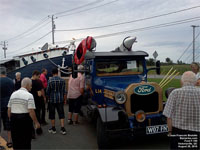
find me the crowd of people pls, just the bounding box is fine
[0,65,85,150]
[0,62,200,150]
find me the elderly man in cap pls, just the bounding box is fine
[163,71,200,149]
[0,67,14,148]
[67,65,85,125]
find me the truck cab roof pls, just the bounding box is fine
[85,51,149,60]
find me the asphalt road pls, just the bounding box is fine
[1,105,170,149]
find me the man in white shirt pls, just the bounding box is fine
[8,77,40,150]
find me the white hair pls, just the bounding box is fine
[21,77,32,87]
[181,71,197,85]
[78,65,84,71]
[15,72,21,77]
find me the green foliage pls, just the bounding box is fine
[147,64,190,75]
[148,78,181,101]
[165,57,171,63]
[177,60,185,64]
[146,58,155,66]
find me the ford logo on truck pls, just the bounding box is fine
[134,85,155,95]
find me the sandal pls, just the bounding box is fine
[6,142,13,148]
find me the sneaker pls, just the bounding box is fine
[6,142,13,148]
[60,127,66,135]
[48,127,56,134]
[68,119,73,125]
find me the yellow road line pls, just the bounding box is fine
[0,136,13,150]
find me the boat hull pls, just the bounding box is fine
[7,55,72,79]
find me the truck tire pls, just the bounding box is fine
[97,117,110,149]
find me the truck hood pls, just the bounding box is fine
[94,75,144,91]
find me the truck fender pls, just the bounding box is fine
[97,107,128,123]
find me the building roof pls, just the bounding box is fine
[0,59,16,65]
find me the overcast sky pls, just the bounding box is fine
[0,0,200,63]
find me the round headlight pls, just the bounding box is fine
[114,91,127,104]
[135,110,146,122]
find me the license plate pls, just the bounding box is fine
[146,124,168,135]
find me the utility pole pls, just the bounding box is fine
[191,25,199,62]
[49,15,56,45]
[1,41,8,58]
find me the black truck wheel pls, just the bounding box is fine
[97,117,110,149]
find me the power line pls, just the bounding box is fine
[4,1,102,42]
[92,17,200,38]
[54,0,104,16]
[187,53,193,63]
[178,42,193,62]
[9,21,51,42]
[184,48,193,63]
[177,31,200,61]
[194,44,200,60]
[8,31,52,55]
[4,0,117,43]
[55,16,200,45]
[55,5,200,32]
[6,17,49,42]
[57,0,119,18]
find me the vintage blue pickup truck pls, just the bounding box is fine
[74,36,168,148]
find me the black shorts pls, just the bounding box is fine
[68,96,82,113]
[48,103,65,120]
[1,107,11,131]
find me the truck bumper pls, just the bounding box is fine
[105,113,168,137]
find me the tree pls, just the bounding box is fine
[166,57,171,63]
[177,60,185,64]
[165,57,173,64]
[146,58,155,66]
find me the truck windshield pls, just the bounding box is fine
[96,60,143,76]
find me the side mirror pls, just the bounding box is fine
[147,60,160,75]
[156,61,160,75]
